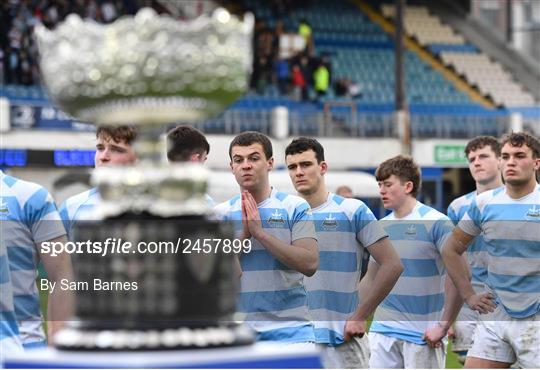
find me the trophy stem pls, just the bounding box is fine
[133,126,166,164]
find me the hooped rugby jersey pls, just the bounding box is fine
[370,201,453,345]
[448,190,495,294]
[459,185,540,318]
[1,171,66,346]
[59,187,100,239]
[0,237,23,357]
[306,193,387,346]
[214,188,317,343]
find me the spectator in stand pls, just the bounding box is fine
[298,54,312,85]
[273,20,284,55]
[257,23,277,61]
[298,18,313,54]
[100,0,118,23]
[334,79,347,97]
[291,64,307,101]
[275,57,290,95]
[313,61,329,100]
[335,78,363,99]
[320,54,332,85]
[6,47,20,84]
[253,55,272,94]
[0,0,138,85]
[347,80,362,98]
[20,50,32,85]
[298,18,312,41]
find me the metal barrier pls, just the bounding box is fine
[7,101,539,139]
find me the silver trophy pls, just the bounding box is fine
[35,8,254,350]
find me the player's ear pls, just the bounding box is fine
[405,181,414,195]
[534,157,540,171]
[267,157,274,171]
[320,161,328,175]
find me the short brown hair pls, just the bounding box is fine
[96,125,137,145]
[465,136,501,157]
[229,131,273,160]
[375,155,421,197]
[500,132,540,158]
[167,125,210,162]
[285,137,325,163]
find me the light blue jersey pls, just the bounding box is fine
[370,201,454,345]
[307,193,387,346]
[448,190,493,294]
[59,189,213,237]
[0,171,66,347]
[214,188,317,343]
[0,237,23,358]
[59,188,100,239]
[459,185,540,318]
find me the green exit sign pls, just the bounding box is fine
[434,145,467,165]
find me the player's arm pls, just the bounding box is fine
[357,259,378,302]
[344,259,378,341]
[442,227,475,300]
[424,267,465,347]
[353,237,402,318]
[442,250,471,323]
[442,227,495,314]
[252,233,318,277]
[39,235,75,343]
[344,237,403,340]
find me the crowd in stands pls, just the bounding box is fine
[2,0,359,102]
[1,0,144,86]
[250,16,339,102]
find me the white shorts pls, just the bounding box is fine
[468,305,540,368]
[318,335,370,369]
[369,332,446,369]
[452,305,480,352]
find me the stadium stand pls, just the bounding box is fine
[1,0,538,139]
[381,3,537,108]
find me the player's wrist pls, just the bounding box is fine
[463,290,476,302]
[251,227,265,241]
[349,308,368,322]
[437,321,450,332]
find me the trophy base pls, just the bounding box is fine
[54,322,255,351]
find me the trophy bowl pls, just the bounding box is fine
[35,7,255,350]
[35,7,254,126]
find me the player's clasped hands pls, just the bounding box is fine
[241,191,263,239]
[466,292,496,314]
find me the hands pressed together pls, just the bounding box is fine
[241,190,263,240]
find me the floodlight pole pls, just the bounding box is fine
[506,0,513,44]
[395,0,411,155]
